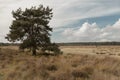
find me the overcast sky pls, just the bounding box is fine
[0,0,120,42]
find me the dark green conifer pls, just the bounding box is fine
[6,5,61,55]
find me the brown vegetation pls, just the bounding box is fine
[0,46,120,80]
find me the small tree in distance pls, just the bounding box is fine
[6,5,61,55]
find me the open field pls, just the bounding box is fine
[2,45,120,56]
[61,46,120,56]
[0,46,120,80]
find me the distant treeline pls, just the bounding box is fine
[1,42,120,46]
[0,43,19,46]
[57,42,120,46]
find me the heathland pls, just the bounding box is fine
[0,45,120,80]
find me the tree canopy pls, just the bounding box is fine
[6,5,61,55]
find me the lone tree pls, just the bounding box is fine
[6,5,61,55]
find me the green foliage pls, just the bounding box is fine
[41,43,62,54]
[6,5,61,55]
[0,73,3,80]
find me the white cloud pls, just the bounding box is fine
[62,19,120,42]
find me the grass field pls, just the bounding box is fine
[0,46,120,80]
[61,46,120,56]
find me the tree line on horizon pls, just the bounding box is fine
[1,42,120,46]
[58,42,120,46]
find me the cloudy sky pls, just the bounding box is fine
[0,0,120,42]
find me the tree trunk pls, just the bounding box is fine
[32,47,36,56]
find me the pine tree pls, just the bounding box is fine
[6,5,61,55]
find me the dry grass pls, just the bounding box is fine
[0,46,120,80]
[61,45,120,56]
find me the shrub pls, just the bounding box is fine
[72,70,90,79]
[0,73,3,80]
[42,43,62,55]
[47,64,58,71]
